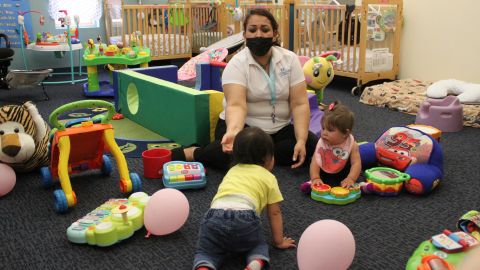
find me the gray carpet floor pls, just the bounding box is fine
[1,74,479,270]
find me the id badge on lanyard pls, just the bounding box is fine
[260,61,276,123]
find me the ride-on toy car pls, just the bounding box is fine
[41,100,141,213]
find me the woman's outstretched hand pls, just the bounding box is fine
[291,141,306,169]
[221,131,236,153]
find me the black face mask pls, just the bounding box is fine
[246,37,273,56]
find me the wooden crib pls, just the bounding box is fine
[103,0,402,93]
[189,0,230,54]
[293,0,403,94]
[104,0,293,60]
[104,0,235,60]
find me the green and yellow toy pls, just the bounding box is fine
[66,192,150,247]
[362,167,410,196]
[406,210,480,269]
[82,40,151,97]
[303,51,340,104]
[310,183,361,205]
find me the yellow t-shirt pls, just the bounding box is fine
[212,164,284,215]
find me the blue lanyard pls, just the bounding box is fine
[260,60,276,106]
[259,60,276,123]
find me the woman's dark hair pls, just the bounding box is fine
[243,8,281,46]
[232,127,274,166]
[322,101,355,134]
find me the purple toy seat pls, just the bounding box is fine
[290,92,323,137]
[415,96,463,132]
[308,92,323,137]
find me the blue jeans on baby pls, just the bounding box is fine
[192,208,270,270]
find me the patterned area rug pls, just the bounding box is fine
[115,139,180,158]
[359,79,480,128]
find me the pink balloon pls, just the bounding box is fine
[0,164,16,197]
[297,219,355,270]
[144,188,190,236]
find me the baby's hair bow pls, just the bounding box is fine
[328,101,338,111]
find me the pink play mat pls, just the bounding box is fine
[178,48,228,81]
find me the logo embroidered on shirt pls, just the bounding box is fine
[279,67,290,77]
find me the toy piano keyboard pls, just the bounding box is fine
[162,161,206,190]
[66,192,150,247]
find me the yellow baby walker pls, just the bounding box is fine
[40,100,141,213]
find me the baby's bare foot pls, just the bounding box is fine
[184,147,198,161]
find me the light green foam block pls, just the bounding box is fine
[111,117,168,141]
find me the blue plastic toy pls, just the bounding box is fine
[162,161,206,190]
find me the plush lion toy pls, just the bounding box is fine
[303,51,340,104]
[0,101,50,173]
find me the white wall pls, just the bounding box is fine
[400,0,480,83]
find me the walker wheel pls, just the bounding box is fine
[130,173,142,192]
[53,189,68,213]
[40,166,54,187]
[101,155,113,176]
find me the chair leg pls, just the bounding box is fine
[41,83,49,101]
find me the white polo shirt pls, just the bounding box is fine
[220,46,305,134]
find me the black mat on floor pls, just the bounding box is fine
[1,75,479,270]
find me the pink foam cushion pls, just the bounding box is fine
[178,48,228,81]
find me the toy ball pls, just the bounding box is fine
[297,219,355,270]
[143,188,189,236]
[0,163,16,197]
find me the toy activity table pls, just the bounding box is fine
[82,47,151,97]
[26,43,88,85]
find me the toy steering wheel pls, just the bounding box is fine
[49,100,115,131]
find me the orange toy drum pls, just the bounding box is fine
[364,167,410,196]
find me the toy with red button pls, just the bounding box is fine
[162,161,206,190]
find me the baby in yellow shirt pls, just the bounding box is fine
[193,127,295,270]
